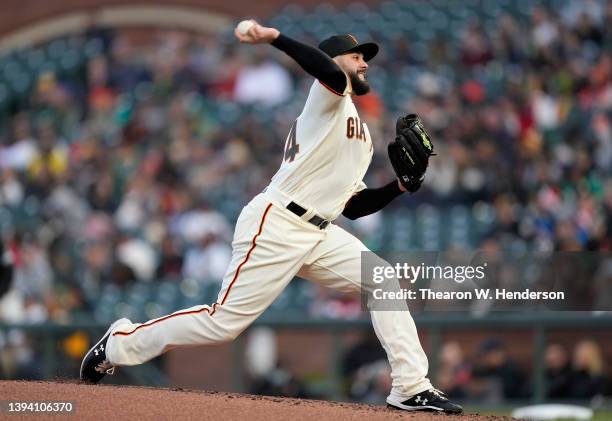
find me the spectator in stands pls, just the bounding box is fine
[471,338,527,401]
[544,343,573,398]
[569,340,609,398]
[11,235,52,312]
[0,169,24,207]
[494,14,524,64]
[437,341,471,398]
[346,360,392,404]
[234,52,293,106]
[562,0,605,28]
[574,12,604,46]
[460,23,493,68]
[108,35,151,93]
[309,286,361,319]
[341,331,391,403]
[27,123,68,187]
[0,114,38,172]
[530,7,560,51]
[0,330,42,380]
[182,232,231,284]
[0,242,13,300]
[249,361,308,399]
[115,235,157,282]
[87,170,118,213]
[245,327,308,398]
[155,235,183,280]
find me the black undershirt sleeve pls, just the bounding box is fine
[342,180,404,220]
[271,33,347,94]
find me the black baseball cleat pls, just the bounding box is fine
[387,388,463,414]
[80,318,131,384]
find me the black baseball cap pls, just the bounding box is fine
[318,34,379,62]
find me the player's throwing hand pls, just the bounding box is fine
[234,20,280,44]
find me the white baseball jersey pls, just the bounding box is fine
[269,78,373,220]
[104,75,432,403]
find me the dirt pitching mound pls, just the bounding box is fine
[1,381,515,420]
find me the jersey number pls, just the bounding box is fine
[283,120,300,162]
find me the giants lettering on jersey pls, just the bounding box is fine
[346,117,366,141]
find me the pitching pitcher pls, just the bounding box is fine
[80,20,462,414]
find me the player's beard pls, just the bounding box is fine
[349,70,370,96]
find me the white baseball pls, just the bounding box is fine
[237,20,254,35]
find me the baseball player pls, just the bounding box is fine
[80,21,462,414]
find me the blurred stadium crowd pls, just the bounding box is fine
[339,334,610,404]
[0,0,609,324]
[0,0,611,400]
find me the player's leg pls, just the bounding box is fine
[81,196,322,382]
[299,224,460,413]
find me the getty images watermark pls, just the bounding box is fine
[370,262,564,301]
[360,251,612,312]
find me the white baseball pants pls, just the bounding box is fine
[106,189,432,399]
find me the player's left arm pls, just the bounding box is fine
[342,180,406,220]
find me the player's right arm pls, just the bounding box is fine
[234,20,347,95]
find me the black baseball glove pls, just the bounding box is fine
[388,114,434,193]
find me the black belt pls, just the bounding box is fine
[286,202,330,229]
